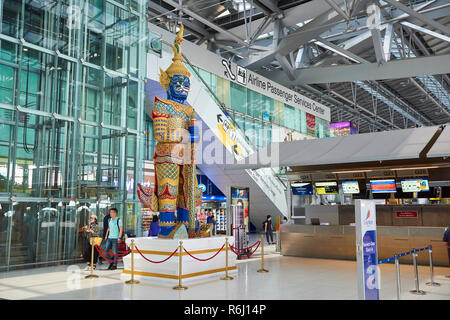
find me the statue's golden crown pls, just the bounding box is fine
[159,24,191,89]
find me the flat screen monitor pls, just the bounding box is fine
[311,218,320,225]
[401,178,429,192]
[342,181,360,194]
[291,182,312,195]
[370,179,396,193]
[315,181,339,195]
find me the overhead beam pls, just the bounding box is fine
[311,28,379,67]
[240,3,349,68]
[330,89,401,129]
[400,21,450,43]
[299,84,394,131]
[242,0,373,69]
[147,1,210,38]
[249,15,274,44]
[372,81,434,126]
[294,47,306,68]
[325,0,350,21]
[254,0,282,14]
[259,54,450,84]
[235,0,446,68]
[275,53,296,80]
[366,3,386,64]
[356,81,428,126]
[252,0,272,15]
[214,0,332,43]
[404,25,450,86]
[371,27,385,64]
[276,9,346,57]
[383,0,450,36]
[409,78,450,118]
[383,23,394,61]
[309,52,433,127]
[319,0,444,42]
[161,0,249,47]
[315,37,369,63]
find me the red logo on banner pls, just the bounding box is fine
[306,113,315,135]
[396,211,418,218]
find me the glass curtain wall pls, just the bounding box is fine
[0,0,147,271]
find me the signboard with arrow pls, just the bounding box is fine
[216,113,244,158]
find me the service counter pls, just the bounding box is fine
[280,224,449,266]
[300,204,450,227]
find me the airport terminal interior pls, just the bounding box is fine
[0,0,449,301]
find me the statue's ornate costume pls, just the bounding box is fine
[138,25,202,238]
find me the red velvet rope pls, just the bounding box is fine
[183,244,225,262]
[94,245,130,263]
[134,246,178,264]
[95,244,131,256]
[230,240,261,251]
[230,241,260,258]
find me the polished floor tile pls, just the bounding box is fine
[0,244,448,300]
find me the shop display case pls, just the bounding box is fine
[215,208,227,233]
[198,201,227,234]
[141,209,155,235]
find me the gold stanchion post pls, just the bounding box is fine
[126,239,140,284]
[173,241,188,290]
[257,234,269,273]
[85,238,99,279]
[221,238,233,280]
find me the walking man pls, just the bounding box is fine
[264,215,275,245]
[104,208,123,270]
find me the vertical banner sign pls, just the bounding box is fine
[306,113,316,135]
[355,200,380,300]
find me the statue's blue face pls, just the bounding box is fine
[168,75,190,102]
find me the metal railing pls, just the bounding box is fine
[378,245,440,299]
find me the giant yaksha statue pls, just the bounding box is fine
[137,25,202,238]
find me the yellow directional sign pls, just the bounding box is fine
[216,114,243,157]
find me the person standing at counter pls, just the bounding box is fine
[264,215,275,245]
[443,227,450,277]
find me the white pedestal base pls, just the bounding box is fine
[121,236,236,284]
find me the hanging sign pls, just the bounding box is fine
[306,113,316,135]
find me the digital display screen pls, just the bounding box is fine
[401,178,429,192]
[291,183,312,195]
[342,181,360,194]
[370,179,397,193]
[315,181,339,195]
[231,188,248,199]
